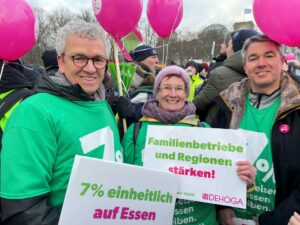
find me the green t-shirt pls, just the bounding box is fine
[235,94,280,219]
[0,93,123,212]
[122,121,218,225]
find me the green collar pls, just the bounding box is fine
[139,115,199,126]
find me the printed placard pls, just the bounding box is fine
[59,156,179,225]
[143,125,267,209]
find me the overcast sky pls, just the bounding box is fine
[29,0,255,32]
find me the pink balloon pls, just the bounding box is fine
[253,0,300,46]
[0,0,38,61]
[284,53,296,61]
[147,0,183,39]
[93,0,143,39]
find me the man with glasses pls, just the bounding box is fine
[0,19,123,225]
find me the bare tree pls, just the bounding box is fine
[78,8,97,23]
[154,24,229,65]
[21,4,229,69]
[196,24,228,61]
[22,7,74,65]
[22,7,52,65]
[47,8,74,45]
[138,18,158,47]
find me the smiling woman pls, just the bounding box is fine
[122,65,220,225]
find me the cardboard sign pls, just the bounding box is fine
[59,156,179,225]
[143,125,267,209]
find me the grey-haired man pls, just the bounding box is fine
[0,19,123,225]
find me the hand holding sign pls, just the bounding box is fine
[236,160,257,186]
[59,156,179,225]
[143,125,267,208]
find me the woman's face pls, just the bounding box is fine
[156,75,186,112]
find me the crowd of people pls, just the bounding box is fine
[0,18,300,225]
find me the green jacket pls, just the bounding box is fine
[122,116,218,225]
[188,74,203,102]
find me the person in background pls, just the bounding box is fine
[197,32,231,94]
[122,65,256,225]
[193,29,258,124]
[199,62,209,80]
[128,44,159,112]
[0,19,123,225]
[117,44,160,130]
[185,60,203,101]
[41,49,59,76]
[212,34,300,225]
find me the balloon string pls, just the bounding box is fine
[162,39,165,65]
[165,43,169,65]
[164,0,183,64]
[0,61,6,81]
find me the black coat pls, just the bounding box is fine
[211,73,300,225]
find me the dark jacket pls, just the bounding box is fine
[0,60,39,224]
[196,54,227,95]
[193,51,246,124]
[211,72,300,225]
[37,73,104,101]
[0,60,35,93]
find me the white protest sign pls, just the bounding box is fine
[143,125,266,209]
[59,156,179,225]
[238,129,268,164]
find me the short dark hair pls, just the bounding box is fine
[241,34,284,63]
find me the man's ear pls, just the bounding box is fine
[57,55,65,73]
[243,63,248,76]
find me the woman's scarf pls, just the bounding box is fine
[142,99,196,124]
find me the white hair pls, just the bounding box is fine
[55,19,110,58]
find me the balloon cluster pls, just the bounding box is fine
[93,0,183,40]
[253,0,300,46]
[0,0,38,60]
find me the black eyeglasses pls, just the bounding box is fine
[63,54,108,69]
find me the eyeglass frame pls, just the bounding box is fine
[159,85,185,94]
[62,53,108,69]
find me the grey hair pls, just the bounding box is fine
[55,19,110,58]
[241,34,284,63]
